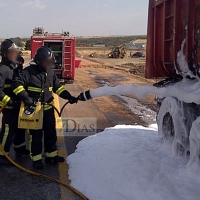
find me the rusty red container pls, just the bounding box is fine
[146,0,200,78]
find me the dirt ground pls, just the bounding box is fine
[76,47,146,77]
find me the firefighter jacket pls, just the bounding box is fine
[12,64,72,110]
[0,59,20,108]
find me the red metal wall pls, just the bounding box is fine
[146,0,200,78]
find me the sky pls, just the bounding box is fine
[0,0,148,38]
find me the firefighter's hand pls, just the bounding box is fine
[23,97,34,106]
[69,96,78,104]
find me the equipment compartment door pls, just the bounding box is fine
[62,39,76,79]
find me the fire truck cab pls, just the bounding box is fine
[31,27,76,84]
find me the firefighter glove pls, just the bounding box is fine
[7,99,20,107]
[69,96,78,104]
[23,97,34,106]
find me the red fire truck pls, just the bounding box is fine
[31,27,76,83]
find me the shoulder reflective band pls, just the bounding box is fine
[56,86,65,96]
[2,95,11,104]
[13,85,25,95]
[4,84,11,88]
[28,86,44,93]
[45,151,58,158]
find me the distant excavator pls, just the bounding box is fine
[107,44,126,59]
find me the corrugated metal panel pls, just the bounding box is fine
[146,0,200,78]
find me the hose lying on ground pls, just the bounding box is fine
[0,104,89,200]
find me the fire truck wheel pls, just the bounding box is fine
[157,97,189,156]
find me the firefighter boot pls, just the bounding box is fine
[15,147,30,158]
[45,156,64,163]
[0,155,14,166]
[33,160,44,169]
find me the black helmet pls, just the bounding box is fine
[0,39,19,58]
[33,46,54,65]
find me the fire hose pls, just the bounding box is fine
[0,103,89,200]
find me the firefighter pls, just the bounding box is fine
[0,39,29,165]
[12,46,78,169]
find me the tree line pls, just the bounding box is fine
[76,35,147,47]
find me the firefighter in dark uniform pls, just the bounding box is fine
[0,39,29,165]
[12,46,78,169]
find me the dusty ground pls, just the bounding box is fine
[76,47,146,77]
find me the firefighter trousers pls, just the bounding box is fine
[29,108,58,161]
[0,107,26,156]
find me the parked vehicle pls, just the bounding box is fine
[131,52,145,58]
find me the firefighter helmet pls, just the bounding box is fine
[33,46,54,65]
[0,39,19,58]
